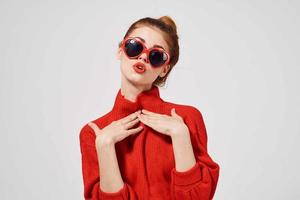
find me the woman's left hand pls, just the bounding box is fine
[137,108,189,137]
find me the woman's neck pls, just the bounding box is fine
[120,82,153,103]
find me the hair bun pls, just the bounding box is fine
[158,15,177,34]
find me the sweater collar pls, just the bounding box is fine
[111,85,163,116]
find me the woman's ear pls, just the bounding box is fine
[116,47,122,60]
[164,65,170,73]
[116,40,123,60]
[159,65,170,77]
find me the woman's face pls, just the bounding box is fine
[117,26,170,87]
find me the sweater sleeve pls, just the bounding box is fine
[170,108,220,200]
[79,124,138,200]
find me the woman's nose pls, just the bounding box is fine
[138,52,148,63]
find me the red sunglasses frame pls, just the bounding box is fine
[120,36,170,68]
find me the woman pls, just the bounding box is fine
[79,16,220,200]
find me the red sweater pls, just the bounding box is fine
[79,85,220,200]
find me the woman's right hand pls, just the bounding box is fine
[88,110,143,146]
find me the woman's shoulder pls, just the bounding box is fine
[161,100,205,129]
[79,111,113,144]
[162,100,203,117]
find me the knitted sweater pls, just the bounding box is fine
[79,85,220,200]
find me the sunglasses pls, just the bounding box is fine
[120,37,170,68]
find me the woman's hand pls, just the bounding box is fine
[137,108,189,137]
[88,110,143,147]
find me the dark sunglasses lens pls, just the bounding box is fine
[149,50,167,67]
[125,39,143,57]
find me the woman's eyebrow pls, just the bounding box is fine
[136,36,166,50]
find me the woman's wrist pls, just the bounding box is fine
[95,135,115,150]
[170,125,190,139]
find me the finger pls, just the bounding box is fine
[138,114,157,125]
[88,122,101,134]
[138,117,152,127]
[124,117,140,129]
[120,110,141,124]
[125,126,143,136]
[171,108,181,118]
[141,109,161,116]
[142,109,169,119]
[139,114,159,121]
[139,113,156,119]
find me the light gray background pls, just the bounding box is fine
[1,0,299,199]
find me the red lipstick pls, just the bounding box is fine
[132,62,146,74]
